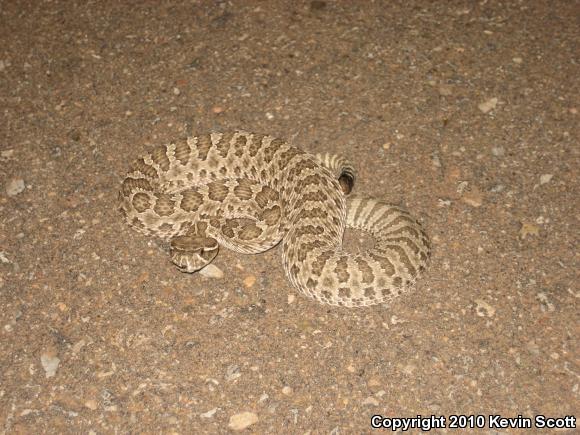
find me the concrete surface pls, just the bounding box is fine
[0,1,578,433]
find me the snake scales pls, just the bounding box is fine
[119,131,430,307]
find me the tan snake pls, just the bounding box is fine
[119,131,430,307]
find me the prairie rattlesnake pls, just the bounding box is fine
[119,131,430,307]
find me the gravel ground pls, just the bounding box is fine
[1,1,578,433]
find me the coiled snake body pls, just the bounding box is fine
[119,131,430,307]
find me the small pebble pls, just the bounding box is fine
[243,275,256,288]
[287,294,295,304]
[172,87,180,96]
[478,97,498,114]
[84,399,98,410]
[0,252,10,264]
[456,180,469,194]
[282,386,293,395]
[5,178,25,196]
[390,315,406,325]
[512,57,523,64]
[491,146,505,157]
[212,106,225,114]
[40,349,60,378]
[462,188,484,207]
[431,153,441,168]
[228,412,258,431]
[200,408,218,418]
[199,264,224,279]
[539,174,553,185]
[362,396,379,406]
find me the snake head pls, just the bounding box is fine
[170,235,219,273]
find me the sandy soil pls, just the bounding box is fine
[1,1,578,433]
